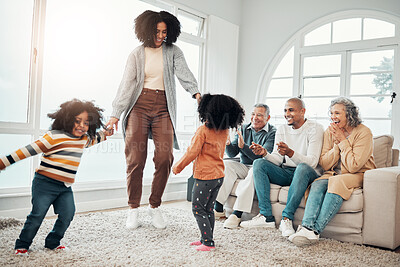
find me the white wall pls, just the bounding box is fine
[237,0,400,112]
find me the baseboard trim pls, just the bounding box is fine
[0,178,188,219]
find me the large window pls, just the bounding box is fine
[0,0,34,124]
[260,11,399,140]
[0,0,206,189]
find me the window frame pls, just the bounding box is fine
[257,9,400,147]
[0,0,208,193]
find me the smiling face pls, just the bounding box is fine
[330,104,348,128]
[154,22,167,48]
[284,100,305,129]
[71,111,89,137]
[251,106,269,132]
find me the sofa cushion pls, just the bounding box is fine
[373,135,394,168]
[278,187,364,213]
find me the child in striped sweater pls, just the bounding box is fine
[0,99,113,256]
[172,94,245,251]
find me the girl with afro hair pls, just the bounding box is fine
[172,94,245,251]
[0,99,113,255]
[106,10,201,230]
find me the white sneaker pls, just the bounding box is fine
[288,225,319,246]
[148,206,166,229]
[126,208,139,229]
[279,218,295,237]
[239,214,275,229]
[214,209,226,219]
[223,214,241,229]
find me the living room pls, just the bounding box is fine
[0,0,399,265]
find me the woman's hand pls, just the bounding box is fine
[194,93,201,105]
[103,127,114,137]
[105,117,119,132]
[328,123,346,144]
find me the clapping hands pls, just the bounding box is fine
[328,123,346,144]
[276,142,294,157]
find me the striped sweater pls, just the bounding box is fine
[0,130,106,185]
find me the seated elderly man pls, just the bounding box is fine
[213,104,276,229]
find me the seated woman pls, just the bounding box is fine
[288,97,376,246]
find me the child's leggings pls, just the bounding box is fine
[15,173,75,250]
[192,177,223,247]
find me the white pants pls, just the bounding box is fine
[216,160,256,213]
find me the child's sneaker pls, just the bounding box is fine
[54,245,69,251]
[15,248,29,256]
[195,244,215,251]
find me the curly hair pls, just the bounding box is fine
[47,99,104,138]
[198,94,245,130]
[329,97,362,128]
[134,10,181,47]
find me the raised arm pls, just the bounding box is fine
[172,127,206,174]
[225,131,240,158]
[319,129,341,171]
[339,127,374,173]
[241,127,276,161]
[85,130,110,148]
[0,132,55,170]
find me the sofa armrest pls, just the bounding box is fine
[392,149,399,166]
[363,166,400,249]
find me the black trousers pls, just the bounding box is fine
[192,177,223,246]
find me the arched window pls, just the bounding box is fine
[258,10,399,145]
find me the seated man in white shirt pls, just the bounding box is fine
[241,97,324,238]
[213,104,276,228]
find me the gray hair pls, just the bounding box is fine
[330,97,362,127]
[287,97,305,109]
[254,103,270,117]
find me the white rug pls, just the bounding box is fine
[0,207,399,266]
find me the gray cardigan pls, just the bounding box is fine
[111,43,200,149]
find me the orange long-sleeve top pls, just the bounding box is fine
[173,124,229,180]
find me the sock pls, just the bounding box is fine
[214,201,224,212]
[264,215,275,223]
[195,244,215,251]
[232,210,243,218]
[303,225,319,235]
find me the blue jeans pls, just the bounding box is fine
[15,173,76,250]
[253,159,318,221]
[302,179,343,234]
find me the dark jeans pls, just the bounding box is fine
[15,173,75,250]
[192,178,223,247]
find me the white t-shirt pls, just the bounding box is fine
[263,119,324,173]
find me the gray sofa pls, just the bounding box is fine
[224,135,400,250]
